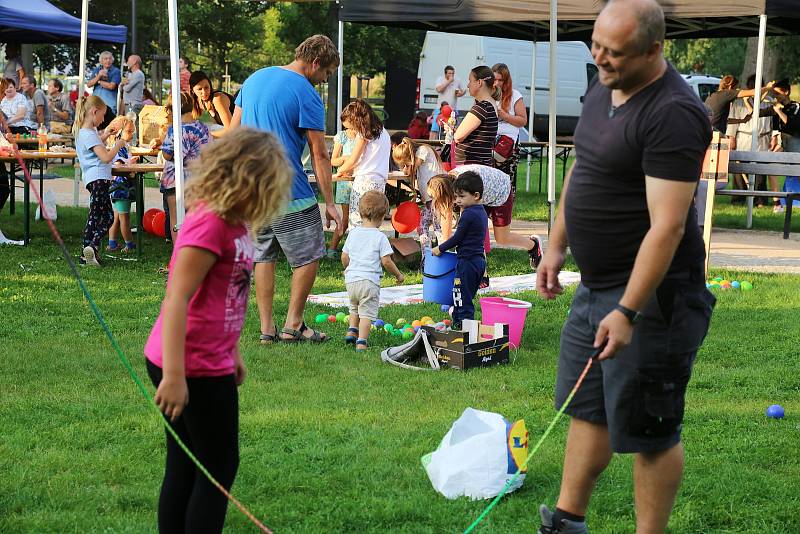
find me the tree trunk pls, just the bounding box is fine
[740,37,779,84]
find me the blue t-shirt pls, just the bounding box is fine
[235,66,324,212]
[438,204,488,259]
[89,65,122,113]
[76,128,111,185]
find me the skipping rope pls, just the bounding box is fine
[463,347,602,533]
[11,147,273,533]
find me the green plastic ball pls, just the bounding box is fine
[741,281,753,291]
[336,312,346,321]
[384,324,394,333]
[402,330,413,340]
[396,318,407,327]
[315,313,327,324]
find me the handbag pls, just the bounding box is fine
[493,134,515,163]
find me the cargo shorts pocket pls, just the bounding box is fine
[662,285,716,354]
[629,365,691,438]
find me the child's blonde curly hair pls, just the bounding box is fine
[185,128,292,228]
[105,115,135,146]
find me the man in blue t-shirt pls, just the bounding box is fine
[86,51,121,129]
[231,34,341,344]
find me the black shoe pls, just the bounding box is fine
[538,505,589,534]
[479,276,490,289]
[529,235,543,270]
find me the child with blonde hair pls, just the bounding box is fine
[333,99,390,227]
[326,108,358,258]
[105,115,138,252]
[160,91,210,242]
[73,95,126,265]
[341,190,404,352]
[391,137,444,245]
[145,127,292,532]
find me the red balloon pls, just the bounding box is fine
[391,201,421,234]
[152,210,167,238]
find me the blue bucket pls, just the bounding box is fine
[423,248,458,306]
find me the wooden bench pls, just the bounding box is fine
[701,134,800,273]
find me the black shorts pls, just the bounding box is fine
[555,270,716,453]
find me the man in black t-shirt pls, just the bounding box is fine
[535,1,716,533]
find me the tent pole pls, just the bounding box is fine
[526,41,536,192]
[547,0,558,232]
[337,18,344,133]
[746,13,767,229]
[167,0,185,228]
[75,0,89,208]
[117,43,127,117]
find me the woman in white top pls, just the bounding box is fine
[1,79,34,133]
[492,63,528,192]
[334,99,391,228]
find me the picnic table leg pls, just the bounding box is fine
[23,163,30,245]
[39,160,44,195]
[9,162,16,215]
[538,149,545,193]
[136,173,144,258]
[784,196,794,240]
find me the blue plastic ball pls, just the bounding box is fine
[766,404,785,419]
[731,281,741,289]
[374,319,385,328]
[441,304,450,312]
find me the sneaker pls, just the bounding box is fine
[529,235,543,270]
[82,245,101,267]
[538,505,589,534]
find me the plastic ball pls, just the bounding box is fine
[720,279,730,286]
[336,312,346,321]
[315,313,327,324]
[384,324,394,333]
[766,404,785,419]
[441,304,450,312]
[413,326,420,332]
[396,318,407,327]
[344,314,350,324]
[714,277,723,282]
[421,316,433,324]
[403,324,412,331]
[327,315,337,323]
[435,323,447,332]
[411,320,421,328]
[402,330,413,340]
[731,281,741,289]
[374,319,385,328]
[720,282,731,289]
[443,319,452,326]
[371,324,377,331]
[392,329,403,337]
[741,281,753,291]
[709,283,721,289]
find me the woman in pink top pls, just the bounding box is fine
[144,128,291,532]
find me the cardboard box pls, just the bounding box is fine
[389,237,421,266]
[138,104,167,147]
[422,320,510,370]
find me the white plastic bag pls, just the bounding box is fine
[422,407,528,500]
[35,190,57,221]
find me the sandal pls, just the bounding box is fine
[355,338,368,353]
[344,327,359,344]
[281,322,329,343]
[259,327,280,344]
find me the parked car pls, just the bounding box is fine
[682,74,721,103]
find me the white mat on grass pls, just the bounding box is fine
[308,271,581,308]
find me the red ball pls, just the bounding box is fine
[151,210,167,238]
[327,315,337,323]
[142,208,160,234]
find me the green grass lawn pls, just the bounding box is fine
[1,204,799,533]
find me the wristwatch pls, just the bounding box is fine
[614,304,642,325]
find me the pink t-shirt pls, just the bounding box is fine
[145,206,254,377]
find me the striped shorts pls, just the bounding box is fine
[254,204,325,267]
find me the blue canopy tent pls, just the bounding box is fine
[0,0,126,43]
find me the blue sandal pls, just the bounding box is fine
[355,339,368,353]
[344,327,359,344]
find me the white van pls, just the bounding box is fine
[682,74,721,103]
[416,31,597,137]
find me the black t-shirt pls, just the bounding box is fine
[776,101,800,137]
[704,89,739,132]
[209,90,236,126]
[564,63,712,289]
[455,100,497,166]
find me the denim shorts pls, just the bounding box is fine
[555,268,716,453]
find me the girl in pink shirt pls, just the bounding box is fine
[144,128,291,532]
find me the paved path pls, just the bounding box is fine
[34,177,800,274]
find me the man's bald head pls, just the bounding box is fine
[600,0,665,55]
